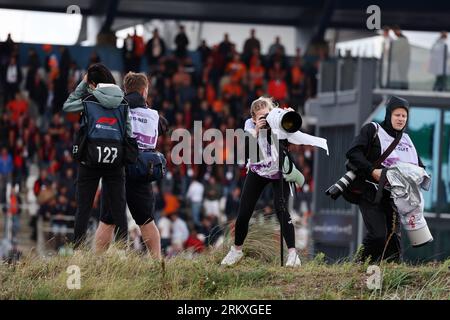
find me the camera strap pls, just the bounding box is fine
[373,131,402,168]
[374,168,389,203]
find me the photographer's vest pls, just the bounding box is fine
[244,118,280,179]
[374,122,419,167]
[82,98,128,168]
[129,107,159,150]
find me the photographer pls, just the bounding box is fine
[95,72,168,259]
[221,97,301,267]
[346,96,424,263]
[63,63,132,248]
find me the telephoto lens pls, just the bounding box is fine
[325,171,357,199]
[280,111,302,133]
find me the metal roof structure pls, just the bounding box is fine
[0,0,449,31]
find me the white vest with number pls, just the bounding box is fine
[130,107,159,150]
[375,122,418,167]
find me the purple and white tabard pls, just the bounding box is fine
[130,107,159,150]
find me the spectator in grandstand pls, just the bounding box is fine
[203,175,223,221]
[157,211,172,255]
[145,28,166,73]
[0,33,16,67]
[225,186,240,221]
[184,224,205,254]
[28,70,48,116]
[268,36,286,59]
[218,33,235,67]
[198,215,222,247]
[174,25,189,60]
[186,176,205,227]
[243,29,261,66]
[6,92,28,124]
[2,55,22,104]
[390,26,410,90]
[11,138,27,192]
[168,211,189,256]
[289,55,306,112]
[5,184,21,241]
[429,31,448,91]
[248,57,265,90]
[88,51,101,68]
[197,39,211,64]
[50,191,70,250]
[132,29,145,72]
[0,147,13,214]
[123,33,135,73]
[25,47,40,92]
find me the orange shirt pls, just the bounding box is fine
[267,79,287,101]
[212,99,223,113]
[222,82,243,98]
[291,66,304,85]
[226,61,246,83]
[9,194,18,216]
[164,193,180,215]
[249,65,265,87]
[7,99,28,122]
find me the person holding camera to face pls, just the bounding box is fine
[221,96,302,267]
[344,96,424,263]
[63,63,134,248]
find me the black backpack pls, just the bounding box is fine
[73,96,130,168]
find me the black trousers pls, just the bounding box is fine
[100,177,155,226]
[234,170,295,248]
[73,164,127,247]
[359,193,402,263]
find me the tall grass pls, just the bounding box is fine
[0,221,448,300]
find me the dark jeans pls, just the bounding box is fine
[358,193,402,263]
[234,170,295,248]
[73,164,127,247]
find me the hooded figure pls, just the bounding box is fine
[345,96,424,263]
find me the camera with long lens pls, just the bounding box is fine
[265,109,303,133]
[325,170,357,200]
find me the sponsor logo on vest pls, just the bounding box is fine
[408,215,416,229]
[96,117,117,125]
[95,124,119,131]
[132,116,148,124]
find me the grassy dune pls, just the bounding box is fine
[0,221,448,300]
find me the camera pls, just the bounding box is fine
[262,108,329,155]
[325,170,357,200]
[265,109,302,133]
[258,114,269,129]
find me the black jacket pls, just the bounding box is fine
[346,97,424,182]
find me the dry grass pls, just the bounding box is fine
[0,220,448,300]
